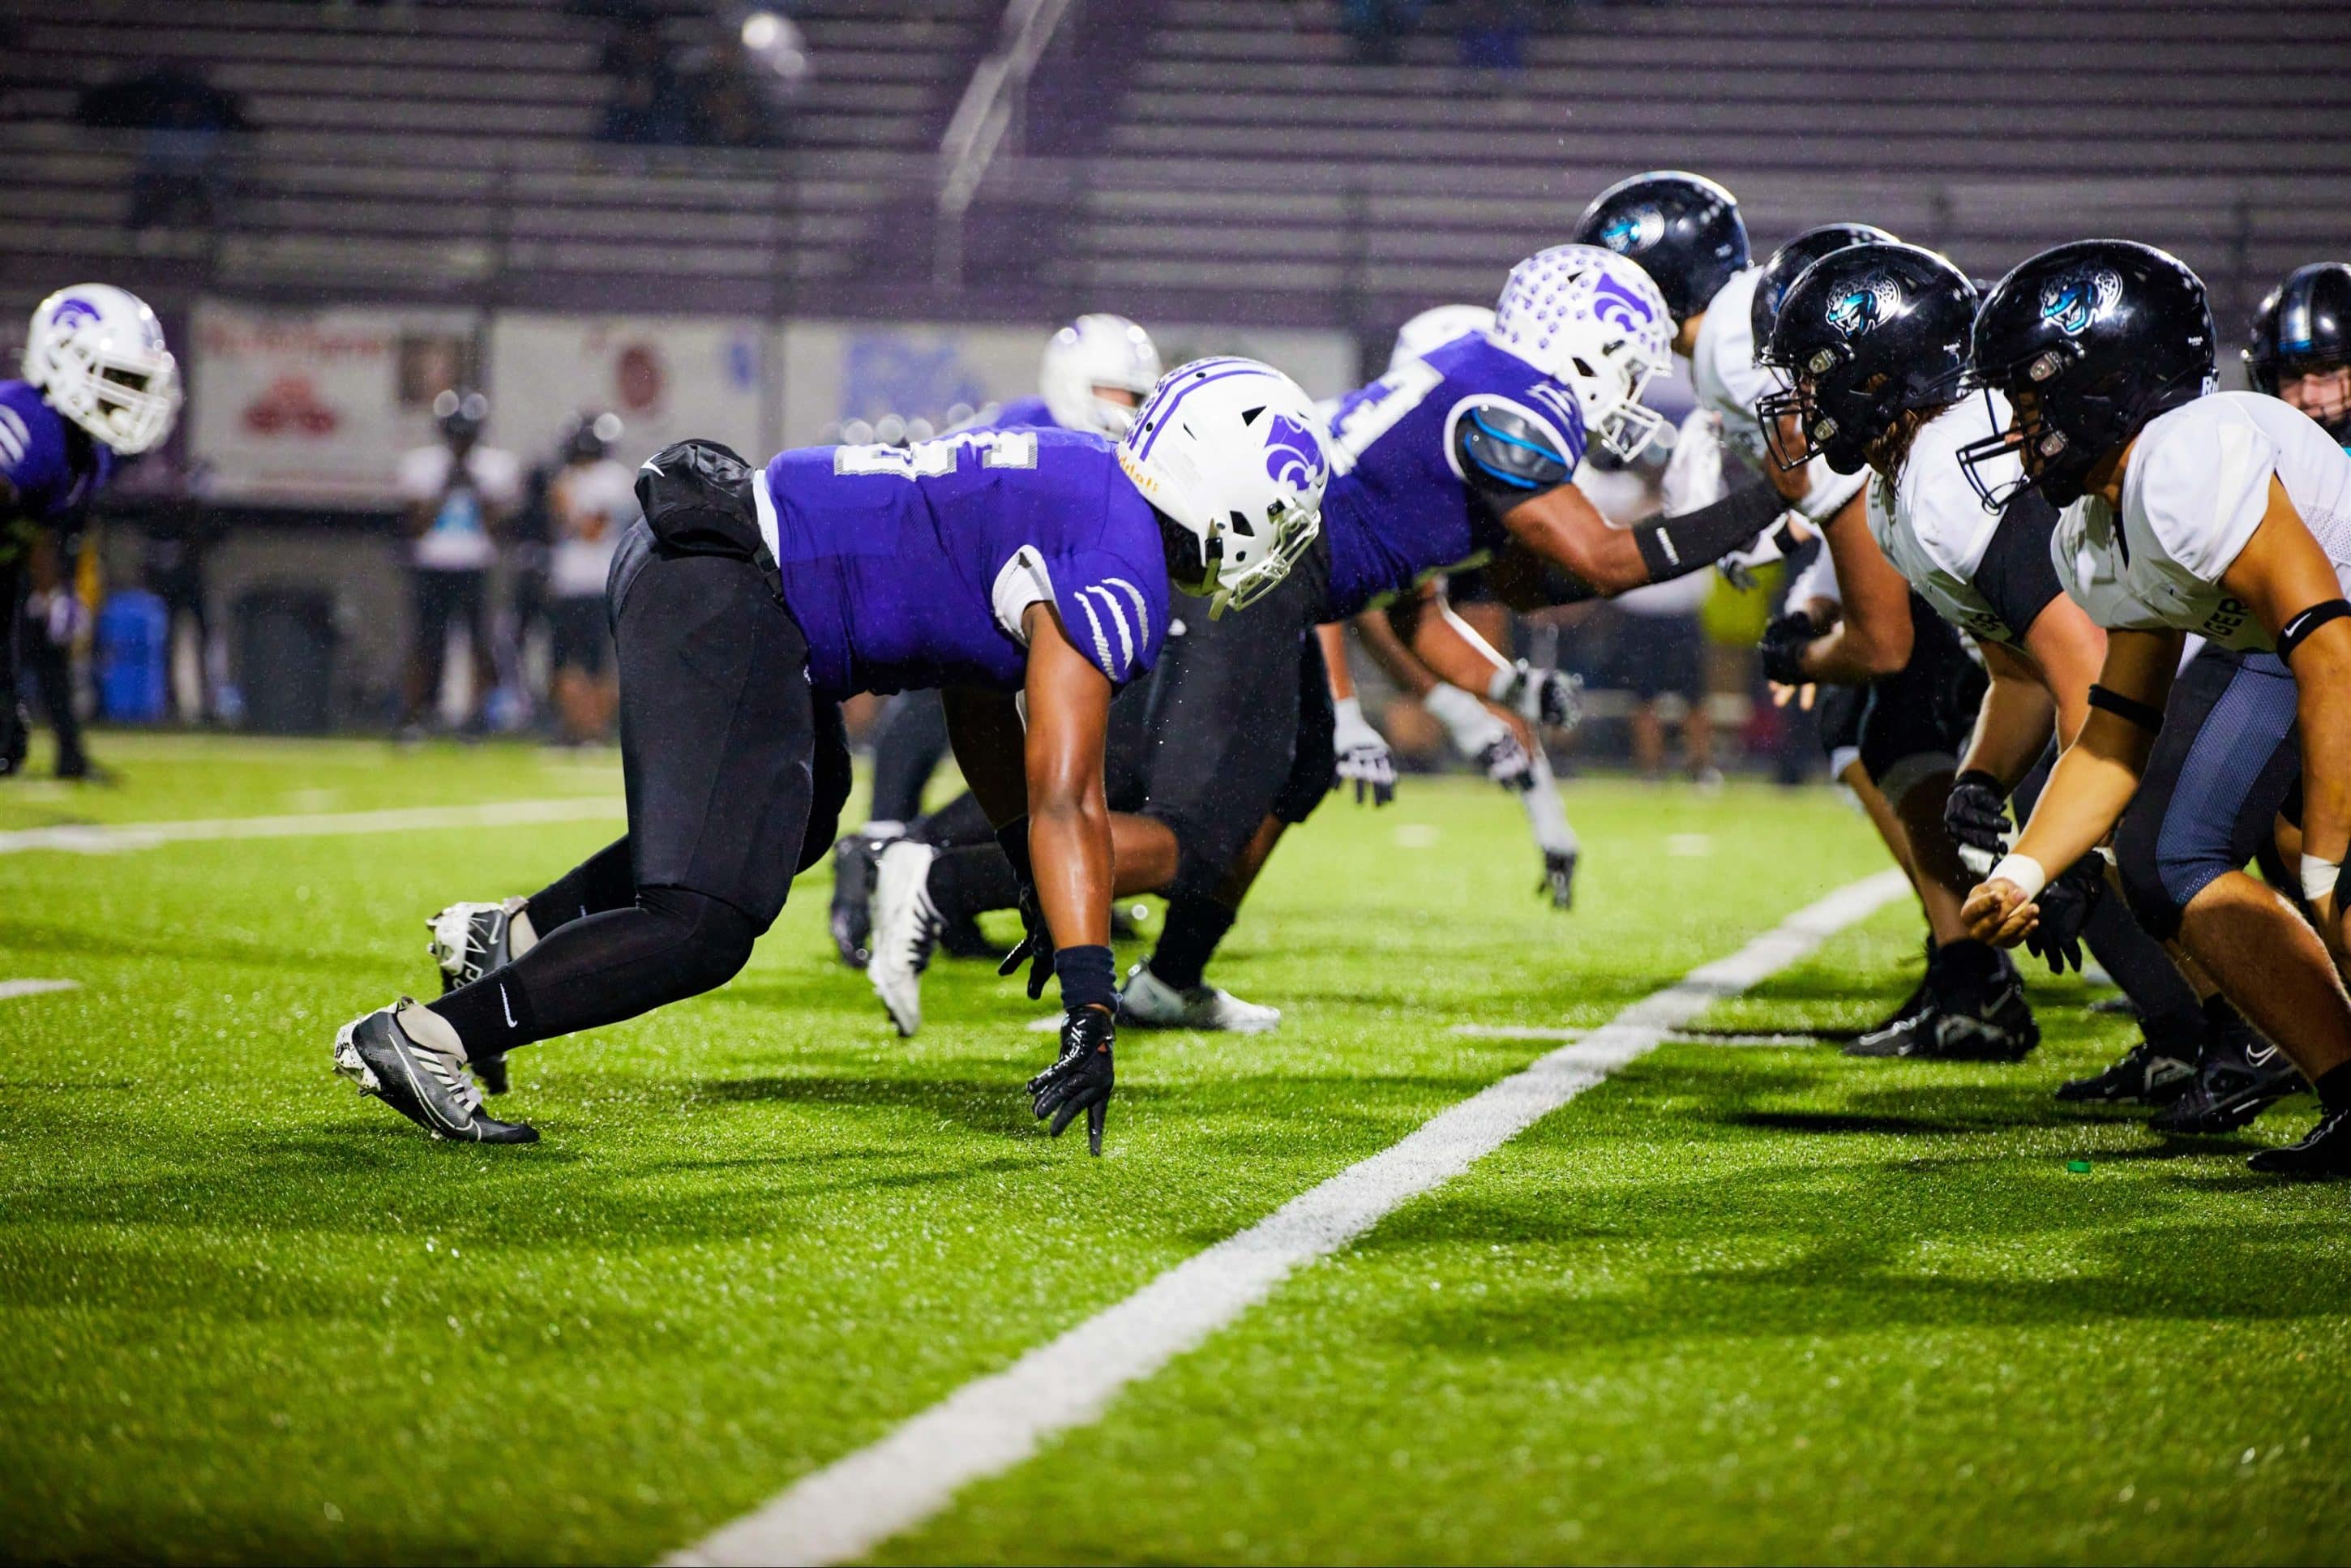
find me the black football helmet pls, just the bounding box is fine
[1755,242,1976,476]
[1959,239,2215,509]
[1749,223,1899,349]
[563,409,624,462]
[434,388,488,443]
[1569,170,1748,327]
[2245,262,2351,440]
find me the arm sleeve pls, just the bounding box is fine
[1972,490,2065,641]
[997,547,1167,687]
[1629,479,1789,583]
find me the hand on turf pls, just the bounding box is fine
[997,882,1055,1001]
[1943,770,2012,875]
[1476,728,1535,792]
[1488,661,1582,730]
[1758,610,1818,689]
[2020,855,2104,975]
[1030,1005,1115,1155]
[1330,699,1397,807]
[1962,877,2038,949]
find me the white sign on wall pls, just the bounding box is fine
[486,314,769,469]
[188,301,479,502]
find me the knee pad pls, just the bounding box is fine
[639,885,760,996]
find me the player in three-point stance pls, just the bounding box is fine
[1957,241,2351,1177]
[335,358,1326,1151]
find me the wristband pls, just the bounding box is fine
[1988,852,2049,901]
[2302,853,2345,904]
[1053,944,1118,1013]
[1422,682,1489,735]
[1333,696,1364,726]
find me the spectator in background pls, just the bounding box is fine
[1608,573,1717,786]
[543,412,634,744]
[396,390,519,738]
[76,62,249,229]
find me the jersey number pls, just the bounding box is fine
[1325,359,1443,476]
[833,430,1038,479]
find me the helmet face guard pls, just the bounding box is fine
[1754,342,1890,477]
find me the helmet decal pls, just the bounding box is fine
[1828,275,1903,340]
[1597,205,1666,255]
[2038,268,2124,336]
[1589,272,1660,336]
[1263,412,1325,493]
[51,296,102,332]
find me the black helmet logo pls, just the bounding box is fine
[2037,268,2123,337]
[1827,276,1901,340]
[1598,205,1667,255]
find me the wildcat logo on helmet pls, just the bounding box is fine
[2038,268,2123,336]
[1263,412,1326,492]
[50,297,102,331]
[1827,276,1903,340]
[1598,206,1667,255]
[1589,272,1659,335]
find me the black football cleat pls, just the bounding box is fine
[427,898,528,1095]
[829,834,881,969]
[1848,972,2037,1061]
[2149,1023,2303,1136]
[333,1000,537,1144]
[2056,1039,2198,1105]
[2246,1110,2351,1179]
[1540,849,1578,910]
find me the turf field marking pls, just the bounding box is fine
[668,868,1911,1568]
[0,797,622,856]
[1449,1024,1587,1041]
[0,978,79,1001]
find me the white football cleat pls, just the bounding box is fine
[1117,961,1282,1033]
[867,840,943,1037]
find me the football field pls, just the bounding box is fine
[3,735,2348,1564]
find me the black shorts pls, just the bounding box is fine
[550,594,610,675]
[1814,681,1866,774]
[1134,547,1332,898]
[1856,594,1985,803]
[2113,645,2302,940]
[1606,610,1702,702]
[412,567,487,649]
[607,521,848,931]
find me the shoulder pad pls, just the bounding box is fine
[1450,397,1574,507]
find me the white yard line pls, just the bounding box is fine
[0,979,80,1001]
[669,868,1912,1568]
[0,797,622,856]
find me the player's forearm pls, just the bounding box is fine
[1406,601,1511,694]
[1317,623,1356,701]
[1028,790,1113,950]
[2011,717,2150,876]
[1625,481,1789,585]
[2293,667,2351,868]
[1797,619,1895,685]
[1958,653,2056,787]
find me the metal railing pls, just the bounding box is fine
[934,0,1078,287]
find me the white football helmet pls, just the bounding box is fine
[23,284,182,456]
[1041,313,1163,438]
[1489,245,1672,462]
[1389,303,1496,373]
[1119,357,1326,619]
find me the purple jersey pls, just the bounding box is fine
[0,380,116,525]
[1317,335,1587,619]
[758,427,1169,700]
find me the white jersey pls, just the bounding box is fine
[1689,268,1866,523]
[2053,392,2351,651]
[397,443,523,572]
[1870,392,2043,648]
[546,456,640,598]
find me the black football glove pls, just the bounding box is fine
[997,881,1055,1001]
[1539,848,1577,910]
[1943,769,2011,872]
[2023,854,2105,975]
[1758,610,1818,688]
[0,699,24,778]
[1030,1006,1115,1155]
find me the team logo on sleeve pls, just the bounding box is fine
[1828,275,1903,339]
[1598,206,1666,255]
[2038,268,2123,336]
[1264,413,1327,493]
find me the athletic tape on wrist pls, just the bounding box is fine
[2087,683,2165,734]
[1332,696,1364,726]
[2277,598,2351,663]
[1989,852,2049,902]
[2303,853,2345,904]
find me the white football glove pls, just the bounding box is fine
[1330,696,1397,807]
[1487,660,1582,730]
[1424,683,1532,791]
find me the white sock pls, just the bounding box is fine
[1520,748,1579,858]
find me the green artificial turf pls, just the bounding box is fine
[2,735,2345,1565]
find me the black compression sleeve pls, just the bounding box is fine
[1972,490,2064,642]
[1631,481,1788,585]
